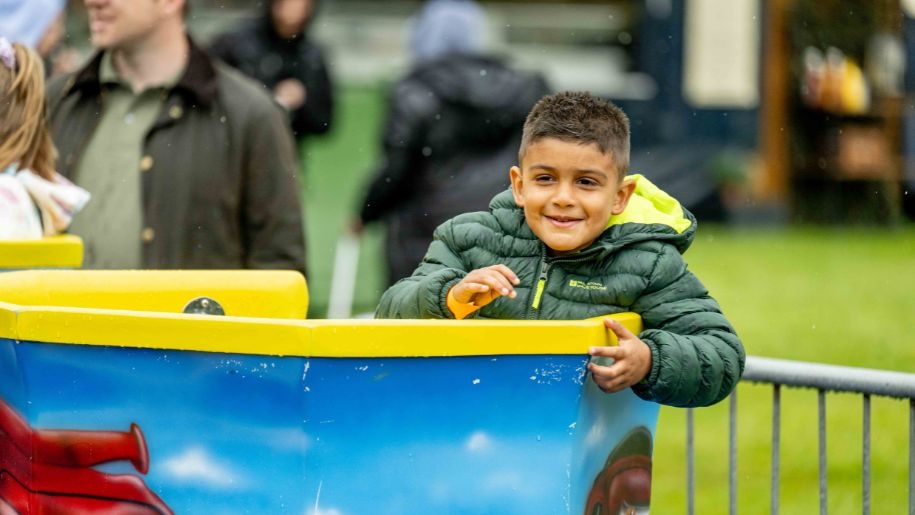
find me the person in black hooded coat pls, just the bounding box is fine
[210,0,333,147]
[352,0,550,288]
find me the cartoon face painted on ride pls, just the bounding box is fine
[584,427,652,515]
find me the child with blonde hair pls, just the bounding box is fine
[0,37,88,240]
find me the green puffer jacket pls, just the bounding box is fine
[376,175,744,408]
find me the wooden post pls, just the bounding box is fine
[758,0,792,203]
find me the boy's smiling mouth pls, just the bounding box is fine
[547,215,582,228]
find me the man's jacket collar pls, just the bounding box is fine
[64,36,218,108]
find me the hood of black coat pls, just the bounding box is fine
[408,54,550,148]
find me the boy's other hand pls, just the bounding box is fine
[451,265,520,308]
[587,318,652,394]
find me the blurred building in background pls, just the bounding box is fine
[60,0,915,225]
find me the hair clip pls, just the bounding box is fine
[0,38,16,70]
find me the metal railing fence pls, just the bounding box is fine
[685,355,915,515]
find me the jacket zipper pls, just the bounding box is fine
[531,260,551,311]
[526,248,548,319]
[526,247,602,319]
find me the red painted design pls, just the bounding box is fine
[0,398,173,514]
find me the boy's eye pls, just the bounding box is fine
[533,174,556,183]
[577,177,599,187]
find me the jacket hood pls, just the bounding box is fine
[605,174,695,253]
[607,174,692,232]
[491,173,696,255]
[413,55,545,110]
[409,0,486,63]
[408,55,549,146]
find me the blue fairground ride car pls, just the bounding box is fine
[0,238,656,515]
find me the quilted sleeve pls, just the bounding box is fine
[629,244,745,407]
[374,220,468,319]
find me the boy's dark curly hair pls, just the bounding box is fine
[519,91,630,178]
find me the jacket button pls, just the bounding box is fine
[142,227,155,243]
[169,105,183,119]
[140,155,154,172]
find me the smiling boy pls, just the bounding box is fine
[376,91,744,408]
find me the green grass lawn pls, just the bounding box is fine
[653,227,915,514]
[302,83,389,318]
[305,84,915,512]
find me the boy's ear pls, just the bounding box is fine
[611,178,637,215]
[509,166,524,207]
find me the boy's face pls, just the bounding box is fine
[510,137,635,255]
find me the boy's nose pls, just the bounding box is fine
[551,181,575,206]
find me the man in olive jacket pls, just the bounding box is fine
[377,92,744,408]
[47,0,306,275]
